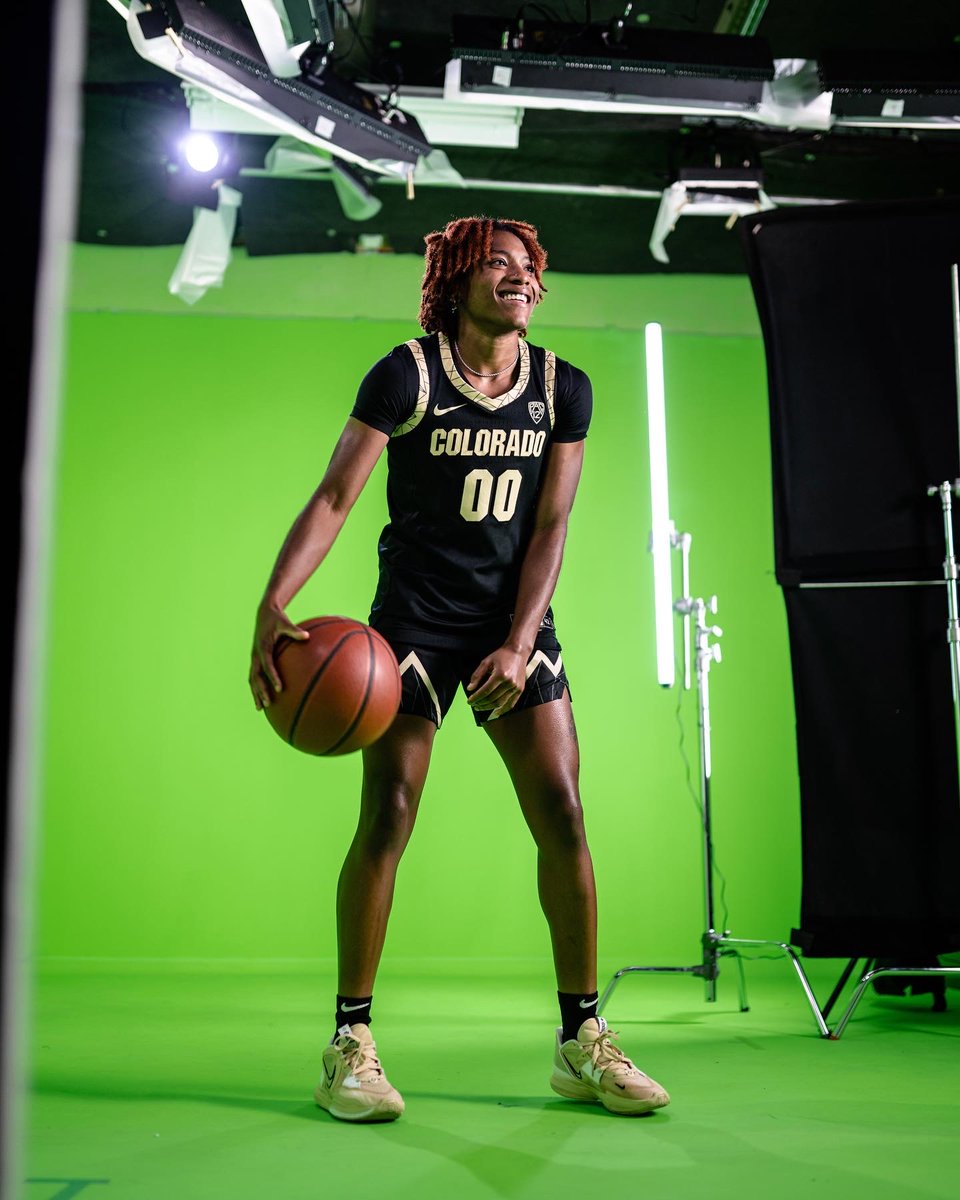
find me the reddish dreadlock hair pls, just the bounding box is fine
[418,216,548,337]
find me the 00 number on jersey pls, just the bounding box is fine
[460,468,523,523]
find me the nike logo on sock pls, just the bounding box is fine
[339,1002,369,1012]
[579,997,598,1009]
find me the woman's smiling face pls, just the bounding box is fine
[457,230,541,336]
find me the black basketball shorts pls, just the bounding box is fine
[380,626,570,728]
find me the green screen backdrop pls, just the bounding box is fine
[30,246,799,975]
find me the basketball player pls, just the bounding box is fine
[249,216,670,1121]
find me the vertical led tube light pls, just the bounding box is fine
[646,321,675,687]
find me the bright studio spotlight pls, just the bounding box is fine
[182,131,223,173]
[167,130,239,210]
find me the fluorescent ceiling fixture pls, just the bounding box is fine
[444,58,758,120]
[649,179,776,264]
[646,321,676,689]
[833,116,960,130]
[445,55,956,134]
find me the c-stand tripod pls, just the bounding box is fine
[597,527,831,1037]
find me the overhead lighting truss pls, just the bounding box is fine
[444,13,958,134]
[125,0,432,178]
[445,14,775,121]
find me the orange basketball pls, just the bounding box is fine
[263,616,401,756]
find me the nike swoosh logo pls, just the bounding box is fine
[434,402,467,416]
[579,998,598,1009]
[560,1051,582,1080]
[340,1002,369,1012]
[324,1061,337,1085]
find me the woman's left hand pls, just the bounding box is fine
[466,645,528,719]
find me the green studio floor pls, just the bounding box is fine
[19,956,959,1200]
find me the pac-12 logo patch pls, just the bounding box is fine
[528,400,545,424]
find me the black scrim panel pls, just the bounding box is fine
[783,585,960,957]
[741,197,960,586]
[742,197,960,957]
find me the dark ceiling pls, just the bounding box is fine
[79,1,960,275]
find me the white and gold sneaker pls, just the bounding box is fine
[550,1016,670,1115]
[314,1024,405,1122]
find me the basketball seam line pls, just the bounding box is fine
[323,631,377,754]
[288,629,364,750]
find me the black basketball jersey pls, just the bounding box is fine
[351,331,592,648]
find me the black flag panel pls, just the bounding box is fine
[741,196,960,958]
[742,197,960,586]
[783,584,960,957]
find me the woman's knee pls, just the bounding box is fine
[355,715,434,855]
[357,777,421,855]
[529,785,588,853]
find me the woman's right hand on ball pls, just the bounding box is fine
[249,603,309,710]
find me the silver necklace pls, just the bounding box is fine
[454,341,520,379]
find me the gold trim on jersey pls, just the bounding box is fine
[544,350,556,430]
[438,331,530,413]
[392,339,430,436]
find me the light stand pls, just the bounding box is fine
[927,476,960,795]
[597,529,831,1037]
[598,319,831,1036]
[927,262,960,799]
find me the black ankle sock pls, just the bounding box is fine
[335,994,373,1035]
[558,991,600,1043]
